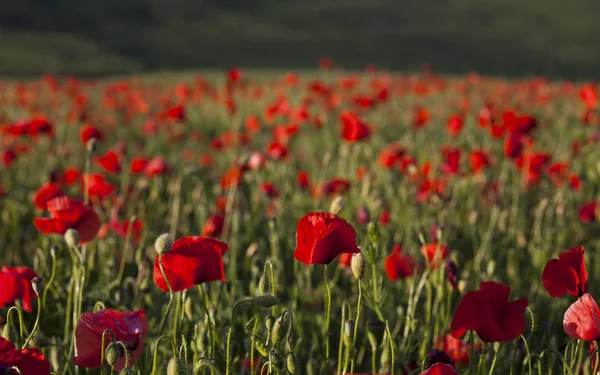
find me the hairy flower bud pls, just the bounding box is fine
[272,314,290,346]
[258,274,270,295]
[2,323,16,343]
[270,351,284,370]
[368,222,379,246]
[265,315,276,332]
[254,294,280,308]
[351,252,366,280]
[86,138,98,154]
[64,228,80,248]
[367,320,385,349]
[344,320,354,347]
[167,357,187,375]
[154,233,173,255]
[287,352,298,374]
[105,342,123,366]
[31,277,42,296]
[252,335,269,357]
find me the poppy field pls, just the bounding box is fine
[1,66,600,375]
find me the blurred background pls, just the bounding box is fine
[0,0,599,78]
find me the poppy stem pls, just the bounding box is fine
[520,335,532,375]
[488,344,499,375]
[23,293,41,348]
[100,330,115,375]
[337,300,350,375]
[150,335,177,375]
[198,286,215,366]
[371,264,384,320]
[5,306,24,345]
[225,299,254,375]
[469,330,476,375]
[42,246,58,309]
[371,345,377,374]
[350,279,362,373]
[385,320,395,375]
[323,264,332,371]
[476,342,487,375]
[157,254,174,337]
[195,360,223,375]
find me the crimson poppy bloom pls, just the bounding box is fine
[82,173,115,201]
[451,281,528,342]
[469,150,491,174]
[202,214,224,237]
[80,125,102,144]
[579,201,597,224]
[0,337,51,375]
[542,245,587,298]
[130,157,148,174]
[504,135,524,159]
[563,293,600,341]
[95,150,121,174]
[60,167,81,185]
[144,157,170,177]
[420,363,458,375]
[0,266,38,312]
[74,308,148,370]
[378,143,405,169]
[436,334,473,366]
[267,141,288,160]
[340,110,371,142]
[385,244,416,280]
[297,171,310,190]
[33,182,63,210]
[420,243,449,269]
[260,183,280,198]
[441,148,460,175]
[110,217,144,244]
[34,196,101,244]
[2,149,16,167]
[446,114,463,136]
[323,178,351,196]
[294,212,360,266]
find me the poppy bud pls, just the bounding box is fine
[368,222,379,246]
[154,233,173,254]
[64,228,80,248]
[2,323,16,343]
[105,342,122,366]
[380,345,392,373]
[329,196,345,215]
[252,335,269,356]
[254,294,280,308]
[272,314,289,346]
[265,315,275,332]
[258,274,270,295]
[426,348,454,366]
[167,357,187,375]
[31,277,42,296]
[367,320,385,349]
[50,245,58,258]
[270,351,284,370]
[287,352,298,374]
[351,252,366,280]
[445,261,459,290]
[86,138,98,154]
[344,320,354,347]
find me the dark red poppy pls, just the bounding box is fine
[82,173,115,201]
[2,149,16,167]
[144,157,170,177]
[0,336,51,375]
[260,183,280,198]
[451,281,528,342]
[379,210,391,226]
[34,196,101,244]
[297,170,310,190]
[294,212,360,266]
[95,150,121,174]
[579,201,597,224]
[446,114,463,136]
[542,245,587,298]
[413,107,430,128]
[80,124,102,144]
[153,236,229,292]
[504,135,523,159]
[33,182,63,210]
[441,148,460,175]
[0,266,38,312]
[385,244,416,280]
[163,105,186,122]
[74,308,148,370]
[323,178,351,196]
[420,243,449,269]
[27,116,54,137]
[130,157,148,174]
[420,363,458,375]
[563,293,600,341]
[202,214,224,237]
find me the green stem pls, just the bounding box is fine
[350,279,362,373]
[323,265,331,370]
[488,345,499,375]
[23,293,42,348]
[521,335,532,375]
[42,247,57,308]
[198,286,215,363]
[477,342,487,375]
[371,346,377,375]
[386,321,395,375]
[150,335,177,375]
[225,299,254,375]
[5,307,25,344]
[158,253,174,336]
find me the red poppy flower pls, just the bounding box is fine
[34,196,101,244]
[260,183,280,198]
[379,210,391,226]
[338,252,353,269]
[144,157,170,177]
[436,334,473,366]
[74,308,148,370]
[504,135,523,159]
[130,157,148,174]
[441,148,461,175]
[0,337,51,375]
[221,166,246,189]
[579,201,597,224]
[297,170,310,190]
[80,125,102,144]
[27,116,54,137]
[95,150,121,174]
[2,149,16,167]
[82,173,115,201]
[33,182,63,210]
[563,293,600,341]
[202,214,224,237]
[413,107,430,128]
[378,143,405,169]
[267,141,288,160]
[446,114,463,136]
[469,150,491,174]
[0,266,38,312]
[451,281,528,342]
[110,217,144,244]
[420,363,458,375]
[385,244,416,280]
[580,84,598,109]
[420,243,449,269]
[542,245,587,298]
[323,178,351,196]
[294,212,360,266]
[340,110,371,142]
[163,105,186,122]
[60,167,81,185]
[153,236,229,292]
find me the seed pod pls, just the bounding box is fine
[31,277,42,296]
[253,294,279,308]
[287,352,298,374]
[2,323,16,343]
[258,274,270,295]
[154,233,173,254]
[380,345,391,373]
[367,320,385,349]
[252,335,269,357]
[105,342,122,366]
[64,229,80,248]
[271,314,289,346]
[265,315,276,332]
[344,320,354,347]
[167,356,187,375]
[270,350,284,370]
[351,253,366,280]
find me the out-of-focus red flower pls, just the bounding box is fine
[60,167,81,185]
[446,114,463,136]
[130,157,148,174]
[323,178,351,196]
[294,212,360,266]
[82,173,115,201]
[378,143,405,169]
[34,196,101,244]
[0,336,51,375]
[579,201,597,224]
[340,110,371,142]
[153,236,229,292]
[385,244,416,280]
[80,124,102,144]
[163,105,186,122]
[356,206,370,224]
[267,141,288,160]
[441,147,461,175]
[33,182,63,210]
[202,214,225,237]
[379,209,391,226]
[95,150,121,174]
[2,149,16,167]
[436,334,473,367]
[504,135,524,159]
[451,281,528,342]
[419,363,458,375]
[338,252,353,269]
[227,67,242,83]
[420,243,449,269]
[297,170,310,190]
[144,157,170,177]
[542,245,587,298]
[580,84,598,109]
[247,152,265,171]
[0,266,38,312]
[73,308,148,370]
[221,165,246,189]
[110,216,144,244]
[260,183,280,198]
[563,293,600,341]
[413,107,430,128]
[469,150,491,174]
